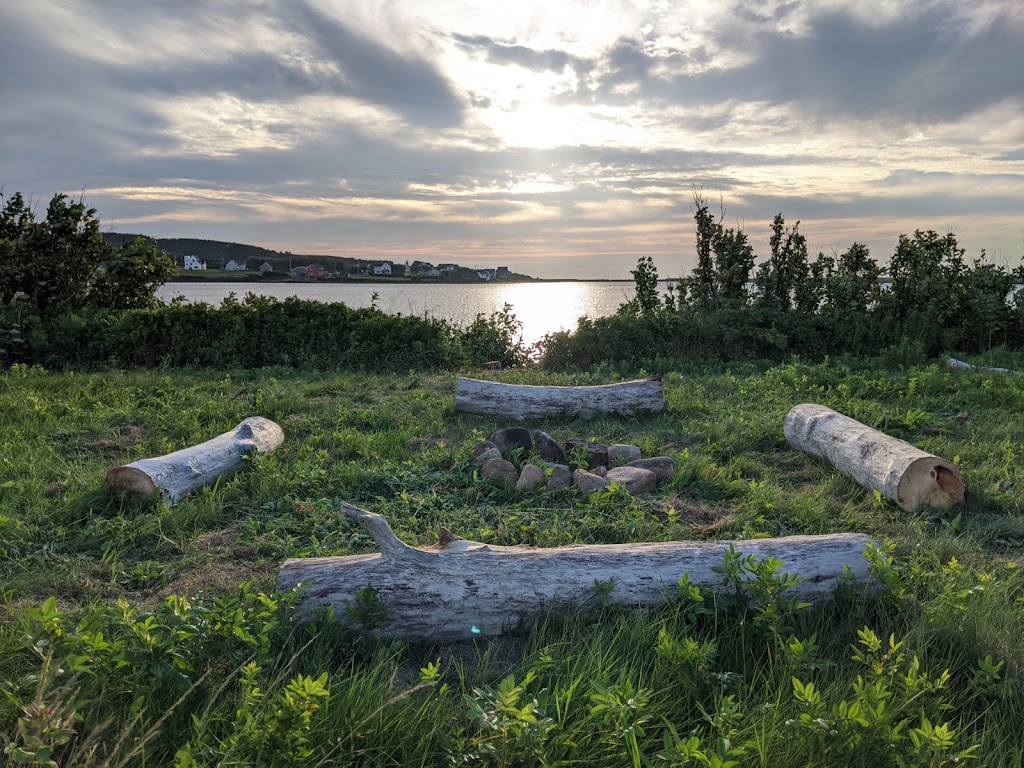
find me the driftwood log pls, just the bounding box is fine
[278,502,874,641]
[784,403,964,512]
[949,357,1012,374]
[455,376,664,420]
[104,417,284,505]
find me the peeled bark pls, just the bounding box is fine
[278,502,874,641]
[455,376,664,420]
[105,417,284,505]
[784,403,964,512]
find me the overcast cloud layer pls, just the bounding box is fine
[1,0,1022,278]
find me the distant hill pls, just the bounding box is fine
[101,233,536,281]
[102,234,360,273]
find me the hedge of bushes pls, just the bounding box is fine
[537,305,1024,372]
[0,293,528,372]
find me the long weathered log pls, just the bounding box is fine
[104,417,284,505]
[278,502,874,641]
[949,357,1012,373]
[455,376,664,420]
[784,403,964,512]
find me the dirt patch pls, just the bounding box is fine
[82,424,149,454]
[193,525,255,559]
[158,559,275,600]
[84,437,120,453]
[409,435,447,453]
[150,526,267,599]
[659,495,736,530]
[114,424,148,447]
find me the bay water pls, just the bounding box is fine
[156,281,662,347]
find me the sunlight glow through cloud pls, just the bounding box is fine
[1,0,1021,277]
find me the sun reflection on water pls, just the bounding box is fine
[158,280,647,347]
[491,282,601,347]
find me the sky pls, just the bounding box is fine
[1,0,1022,279]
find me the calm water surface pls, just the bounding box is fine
[157,281,666,346]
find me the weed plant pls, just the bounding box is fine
[2,360,1023,765]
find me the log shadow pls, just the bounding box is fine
[66,486,163,519]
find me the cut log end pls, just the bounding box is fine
[785,403,966,513]
[103,466,159,497]
[898,458,965,511]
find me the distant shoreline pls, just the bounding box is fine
[167,273,645,284]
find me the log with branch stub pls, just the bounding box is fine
[455,376,665,421]
[104,417,284,506]
[278,502,875,641]
[949,357,1012,374]
[784,403,964,512]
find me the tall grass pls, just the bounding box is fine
[2,360,1023,765]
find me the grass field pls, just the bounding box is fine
[2,357,1023,766]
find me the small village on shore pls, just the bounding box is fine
[101,233,537,283]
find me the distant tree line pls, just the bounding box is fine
[627,189,1022,327]
[5,188,1023,372]
[549,190,1023,369]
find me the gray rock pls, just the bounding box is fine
[516,463,546,491]
[546,464,572,491]
[472,440,499,457]
[607,444,642,465]
[471,441,502,465]
[606,466,658,496]
[589,466,608,478]
[573,469,611,498]
[487,427,533,457]
[564,439,609,469]
[626,456,677,485]
[480,458,519,487]
[475,447,502,464]
[532,430,565,462]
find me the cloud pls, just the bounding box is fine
[1,0,465,135]
[578,3,1024,123]
[452,33,593,78]
[1,0,1021,279]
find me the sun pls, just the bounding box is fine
[445,40,650,150]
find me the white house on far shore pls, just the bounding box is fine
[183,255,206,270]
[372,262,392,276]
[224,259,247,271]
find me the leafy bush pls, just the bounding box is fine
[458,303,533,367]
[0,293,534,371]
[1,585,307,765]
[0,192,173,314]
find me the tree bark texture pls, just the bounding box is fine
[784,403,964,512]
[278,502,874,641]
[104,417,284,505]
[455,376,664,420]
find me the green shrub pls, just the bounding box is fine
[0,294,534,371]
[0,192,173,314]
